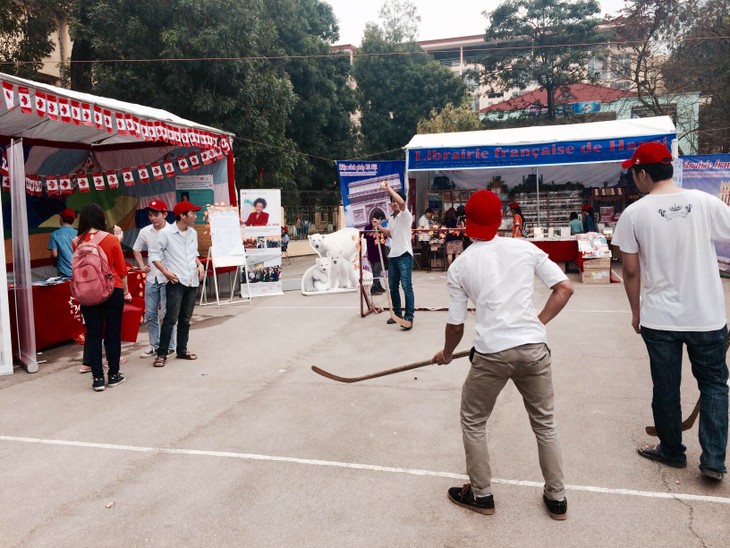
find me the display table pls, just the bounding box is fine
[529,238,579,264]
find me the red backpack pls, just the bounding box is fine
[71,231,115,306]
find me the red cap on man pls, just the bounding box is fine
[147,199,169,212]
[621,142,673,169]
[60,208,76,223]
[173,200,202,217]
[465,190,503,242]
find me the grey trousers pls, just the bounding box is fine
[460,343,566,501]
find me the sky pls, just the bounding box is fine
[325,0,627,46]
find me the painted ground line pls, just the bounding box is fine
[1,435,727,505]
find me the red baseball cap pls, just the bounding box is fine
[465,190,502,241]
[173,200,202,217]
[60,208,76,222]
[147,199,169,212]
[621,142,672,169]
[581,204,591,212]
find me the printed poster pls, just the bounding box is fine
[240,189,282,297]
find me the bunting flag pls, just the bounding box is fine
[59,97,71,123]
[93,105,103,129]
[2,81,14,110]
[122,168,134,186]
[59,176,73,195]
[137,165,150,183]
[46,176,59,196]
[200,149,214,165]
[105,170,119,189]
[77,175,91,193]
[150,162,164,180]
[35,91,47,117]
[220,137,231,154]
[25,175,33,195]
[177,156,190,173]
[115,112,127,134]
[18,87,31,114]
[81,103,93,126]
[46,94,59,121]
[1,174,9,191]
[70,100,81,124]
[128,114,139,137]
[190,130,200,147]
[163,159,175,176]
[34,177,42,196]
[213,147,225,161]
[1,151,8,176]
[188,152,200,170]
[181,128,191,147]
[92,172,106,190]
[103,109,113,132]
[140,120,150,140]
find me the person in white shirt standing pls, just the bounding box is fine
[433,190,574,519]
[132,199,176,358]
[150,200,206,367]
[613,142,729,481]
[417,208,435,271]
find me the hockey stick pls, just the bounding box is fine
[645,332,730,436]
[312,350,470,383]
[375,225,412,329]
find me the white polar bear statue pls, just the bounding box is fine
[301,257,331,293]
[308,228,359,262]
[330,254,359,289]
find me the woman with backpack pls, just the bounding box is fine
[72,203,133,392]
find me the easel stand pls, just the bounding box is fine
[200,247,251,308]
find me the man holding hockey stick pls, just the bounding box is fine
[433,190,573,519]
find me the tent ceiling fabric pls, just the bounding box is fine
[0,72,233,148]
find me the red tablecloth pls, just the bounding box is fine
[530,239,579,263]
[8,271,145,351]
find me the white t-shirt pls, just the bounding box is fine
[612,189,730,330]
[447,238,567,354]
[388,208,414,258]
[133,223,170,284]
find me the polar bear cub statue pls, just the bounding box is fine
[308,228,359,262]
[330,254,358,289]
[302,257,331,293]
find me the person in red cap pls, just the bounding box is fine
[149,200,205,366]
[433,189,574,519]
[48,208,77,277]
[508,201,524,238]
[132,199,176,358]
[613,142,729,481]
[581,203,598,233]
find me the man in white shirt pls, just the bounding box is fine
[417,208,435,272]
[133,199,176,358]
[150,200,205,367]
[377,181,414,328]
[433,190,574,519]
[613,142,729,481]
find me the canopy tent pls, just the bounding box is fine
[404,116,677,219]
[0,72,236,375]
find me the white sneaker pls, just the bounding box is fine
[79,364,92,374]
[140,347,156,358]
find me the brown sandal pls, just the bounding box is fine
[153,355,166,367]
[176,351,197,360]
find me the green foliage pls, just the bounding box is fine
[0,0,68,78]
[353,26,467,158]
[416,102,482,134]
[378,0,421,43]
[477,0,605,119]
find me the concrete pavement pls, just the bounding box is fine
[1,258,729,547]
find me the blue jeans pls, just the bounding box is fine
[641,326,728,472]
[81,288,124,378]
[158,283,197,358]
[387,253,414,321]
[145,280,176,352]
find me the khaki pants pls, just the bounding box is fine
[461,343,565,500]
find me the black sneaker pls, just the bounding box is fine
[543,494,568,520]
[107,373,126,387]
[447,483,495,515]
[92,377,106,392]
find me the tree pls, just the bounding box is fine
[0,0,68,78]
[377,0,421,43]
[416,102,482,134]
[477,0,605,120]
[353,19,466,158]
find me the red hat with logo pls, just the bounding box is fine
[508,202,520,210]
[147,199,169,212]
[173,200,202,217]
[621,142,672,169]
[60,208,76,222]
[465,190,502,242]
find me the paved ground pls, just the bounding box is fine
[1,255,729,547]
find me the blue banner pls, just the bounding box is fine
[336,160,405,229]
[407,133,675,170]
